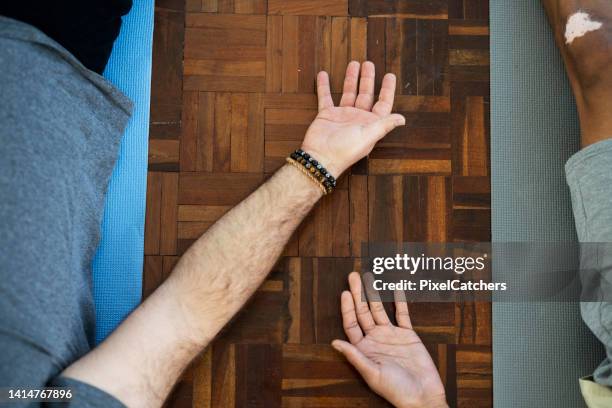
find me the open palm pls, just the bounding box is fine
[332,273,447,408]
[301,61,405,177]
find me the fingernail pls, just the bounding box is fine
[331,341,342,351]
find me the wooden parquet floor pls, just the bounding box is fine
[144,0,492,407]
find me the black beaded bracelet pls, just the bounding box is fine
[289,149,337,194]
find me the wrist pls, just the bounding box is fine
[282,163,325,198]
[299,144,343,179]
[397,395,448,408]
[288,149,338,194]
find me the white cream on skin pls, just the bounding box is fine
[565,11,603,44]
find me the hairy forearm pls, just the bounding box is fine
[63,164,322,407]
[168,163,322,343]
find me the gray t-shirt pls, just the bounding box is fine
[0,16,131,407]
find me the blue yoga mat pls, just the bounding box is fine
[92,0,154,343]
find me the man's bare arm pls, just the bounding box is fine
[62,62,405,407]
[63,164,323,406]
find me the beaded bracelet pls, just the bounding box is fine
[286,157,328,195]
[287,149,337,195]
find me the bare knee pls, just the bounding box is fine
[565,12,611,83]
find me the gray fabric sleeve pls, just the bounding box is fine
[47,377,125,408]
[0,16,130,408]
[566,138,612,387]
[0,333,125,408]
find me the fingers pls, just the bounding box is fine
[332,62,398,116]
[326,62,397,113]
[348,272,376,333]
[362,273,390,326]
[339,61,361,107]
[355,61,375,110]
[340,290,364,343]
[364,113,406,142]
[317,71,334,111]
[372,73,397,116]
[331,340,378,382]
[393,290,413,329]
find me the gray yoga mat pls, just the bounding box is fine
[490,1,604,407]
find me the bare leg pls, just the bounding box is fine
[543,1,612,399]
[542,0,612,146]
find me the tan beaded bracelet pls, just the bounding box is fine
[286,157,329,195]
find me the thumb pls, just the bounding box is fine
[364,113,405,142]
[332,340,379,382]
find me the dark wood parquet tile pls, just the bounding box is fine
[145,0,492,406]
[150,0,185,140]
